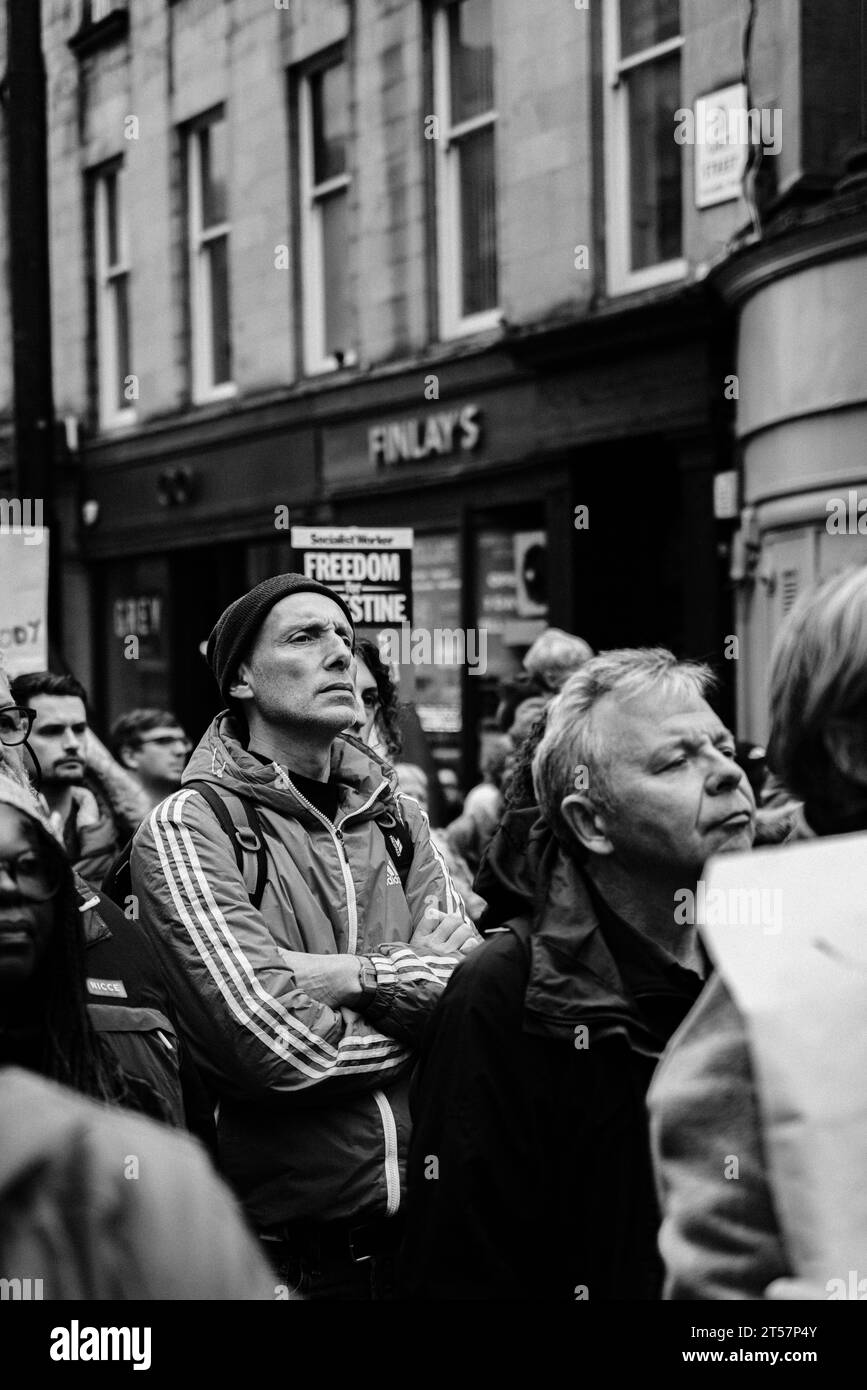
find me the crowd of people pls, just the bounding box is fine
[0,563,864,1300]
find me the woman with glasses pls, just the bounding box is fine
[0,767,280,1299]
[0,763,211,1134]
[0,772,127,1100]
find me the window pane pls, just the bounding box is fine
[628,53,682,270]
[407,533,462,737]
[207,235,232,384]
[458,124,498,315]
[105,170,120,266]
[320,188,350,357]
[112,272,131,411]
[200,120,228,227]
[312,64,349,185]
[620,0,679,58]
[449,0,494,124]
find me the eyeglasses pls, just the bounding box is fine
[0,851,61,901]
[137,734,191,751]
[0,706,36,747]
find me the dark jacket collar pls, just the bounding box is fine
[520,833,703,1058]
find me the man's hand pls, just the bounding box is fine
[409,907,481,957]
[71,786,102,831]
[278,950,363,1010]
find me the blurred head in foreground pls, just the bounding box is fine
[768,564,867,832]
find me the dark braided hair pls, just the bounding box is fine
[13,824,130,1106]
[502,707,550,809]
[355,638,403,762]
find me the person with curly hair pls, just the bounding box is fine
[351,638,403,763]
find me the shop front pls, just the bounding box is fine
[77,295,732,779]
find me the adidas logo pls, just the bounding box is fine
[386,861,401,887]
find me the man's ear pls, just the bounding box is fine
[228,662,254,703]
[118,744,140,772]
[560,792,614,857]
[822,719,867,788]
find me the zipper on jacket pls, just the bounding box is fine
[282,771,388,956]
[274,769,402,1213]
[372,1089,401,1216]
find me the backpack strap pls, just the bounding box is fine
[186,781,268,911]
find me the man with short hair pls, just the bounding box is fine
[110,709,191,821]
[10,672,118,889]
[400,647,756,1300]
[130,572,479,1299]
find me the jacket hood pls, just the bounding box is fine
[182,712,398,825]
[521,837,634,1040]
[0,770,57,840]
[0,769,76,894]
[474,807,552,915]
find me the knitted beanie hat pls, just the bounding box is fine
[206,572,355,700]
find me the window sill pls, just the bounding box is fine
[302,350,359,377]
[439,308,503,341]
[191,381,238,407]
[68,10,129,59]
[97,408,138,434]
[607,258,688,297]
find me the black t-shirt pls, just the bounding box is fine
[285,769,340,823]
[249,751,339,822]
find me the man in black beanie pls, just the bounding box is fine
[129,573,480,1299]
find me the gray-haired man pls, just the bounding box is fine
[400,647,756,1301]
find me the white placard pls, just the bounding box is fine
[0,529,49,676]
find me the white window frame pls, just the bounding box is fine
[93,164,135,431]
[603,0,686,295]
[90,0,118,22]
[186,115,236,404]
[433,1,501,339]
[298,63,356,376]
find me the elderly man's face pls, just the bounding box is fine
[571,685,756,880]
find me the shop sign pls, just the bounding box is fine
[368,405,481,467]
[291,526,413,626]
[0,531,48,675]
